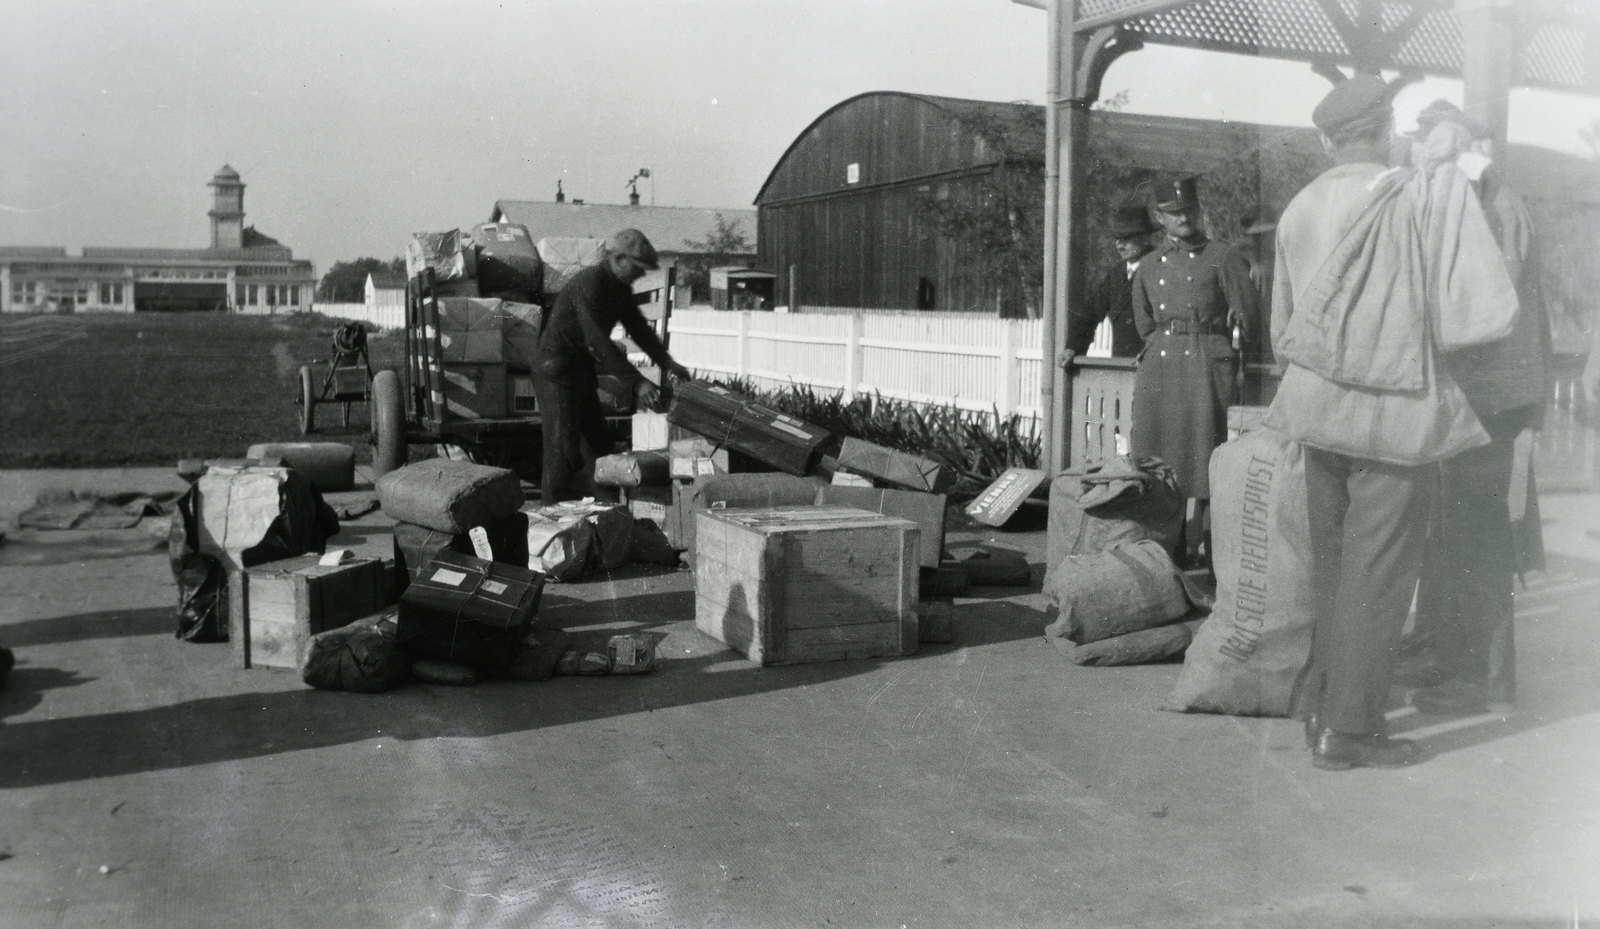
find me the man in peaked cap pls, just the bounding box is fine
[1265,75,1518,769]
[1129,174,1259,553]
[1069,201,1156,358]
[533,228,693,503]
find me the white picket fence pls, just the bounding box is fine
[311,302,406,330]
[665,308,1054,419]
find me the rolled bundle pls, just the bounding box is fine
[376,459,524,534]
[593,451,672,488]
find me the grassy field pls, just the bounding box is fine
[0,312,404,468]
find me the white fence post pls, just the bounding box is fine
[997,320,1016,417]
[736,311,750,379]
[844,312,863,401]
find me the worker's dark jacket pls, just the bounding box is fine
[534,264,672,386]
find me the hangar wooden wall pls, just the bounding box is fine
[754,92,1299,317]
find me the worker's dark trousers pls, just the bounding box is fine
[1294,448,1432,736]
[1409,407,1532,697]
[533,373,615,505]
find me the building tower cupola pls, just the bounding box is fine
[208,165,245,250]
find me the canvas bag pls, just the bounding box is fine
[1042,539,1198,646]
[1167,428,1314,717]
[1045,455,1185,575]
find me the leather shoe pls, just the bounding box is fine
[1391,651,1452,688]
[1311,729,1428,770]
[1411,679,1490,716]
[1304,712,1390,749]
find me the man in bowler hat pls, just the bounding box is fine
[1069,202,1156,358]
[1130,176,1258,529]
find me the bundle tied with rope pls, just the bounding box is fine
[666,381,832,477]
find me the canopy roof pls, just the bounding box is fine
[1070,0,1596,93]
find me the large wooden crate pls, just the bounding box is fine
[229,554,388,670]
[694,505,919,665]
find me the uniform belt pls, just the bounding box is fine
[1160,320,1229,336]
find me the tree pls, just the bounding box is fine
[915,107,1047,318]
[318,257,405,302]
[679,214,753,303]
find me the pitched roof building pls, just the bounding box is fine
[488,199,756,264]
[0,166,316,314]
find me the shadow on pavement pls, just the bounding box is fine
[0,663,96,722]
[1,607,172,648]
[0,588,1048,789]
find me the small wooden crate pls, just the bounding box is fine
[695,505,919,665]
[229,554,388,670]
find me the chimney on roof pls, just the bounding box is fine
[555,180,565,203]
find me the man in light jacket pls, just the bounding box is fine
[1265,76,1519,770]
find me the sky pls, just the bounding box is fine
[3,0,1596,271]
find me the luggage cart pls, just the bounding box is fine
[368,265,676,480]
[296,322,373,434]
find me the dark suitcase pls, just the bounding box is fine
[667,382,829,476]
[397,551,544,671]
[391,512,531,591]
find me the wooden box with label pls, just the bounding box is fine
[229,554,389,670]
[695,505,919,665]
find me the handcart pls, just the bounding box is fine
[296,322,373,434]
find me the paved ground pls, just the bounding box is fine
[1,467,1598,928]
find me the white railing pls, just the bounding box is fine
[666,308,1057,420]
[312,302,405,330]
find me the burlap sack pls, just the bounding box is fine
[1167,429,1313,717]
[1054,619,1203,667]
[376,459,524,534]
[1042,539,1194,645]
[1045,456,1185,575]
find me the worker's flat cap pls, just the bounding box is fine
[1313,74,1398,136]
[605,228,659,270]
[1153,176,1199,212]
[1111,203,1157,238]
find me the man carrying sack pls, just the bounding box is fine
[1398,100,1552,716]
[532,228,693,504]
[1265,75,1519,770]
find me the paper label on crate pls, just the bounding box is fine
[468,526,494,560]
[318,549,355,566]
[430,568,469,586]
[695,457,716,476]
[480,579,508,596]
[769,418,813,440]
[610,636,637,666]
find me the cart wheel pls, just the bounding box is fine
[370,370,406,478]
[298,365,317,435]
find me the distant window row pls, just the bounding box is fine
[9,281,123,305]
[235,284,300,306]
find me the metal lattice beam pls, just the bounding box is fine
[1067,0,1597,93]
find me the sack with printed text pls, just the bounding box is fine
[1166,429,1313,717]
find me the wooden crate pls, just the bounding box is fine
[694,505,919,665]
[229,554,388,670]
